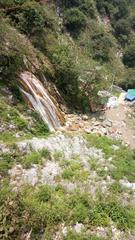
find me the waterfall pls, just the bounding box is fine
[19,71,65,131]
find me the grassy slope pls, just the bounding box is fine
[0,90,135,239]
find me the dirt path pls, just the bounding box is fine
[105,104,135,149]
[62,100,135,149]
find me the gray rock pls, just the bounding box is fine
[120,179,135,191]
[102,119,112,128]
[111,145,120,151]
[18,134,104,165]
[0,143,10,154]
[73,223,84,234]
[41,161,61,185]
[82,115,89,121]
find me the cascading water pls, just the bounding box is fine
[19,71,65,131]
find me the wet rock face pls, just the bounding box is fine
[19,71,65,131]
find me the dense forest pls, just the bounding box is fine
[0,1,135,240]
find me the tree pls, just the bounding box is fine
[114,19,130,45]
[51,45,79,104]
[79,0,96,18]
[123,44,135,68]
[9,2,45,36]
[114,19,130,36]
[91,32,113,62]
[64,8,87,36]
[131,16,135,31]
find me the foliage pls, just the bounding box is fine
[114,19,130,45]
[0,0,26,7]
[96,0,129,20]
[0,132,135,239]
[130,15,135,30]
[50,44,79,104]
[123,44,135,68]
[64,231,103,240]
[85,134,135,182]
[0,19,35,80]
[10,2,45,36]
[22,149,50,168]
[91,32,113,62]
[62,160,89,182]
[61,0,96,18]
[120,68,135,89]
[64,8,87,36]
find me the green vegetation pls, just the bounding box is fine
[0,183,134,239]
[62,160,89,182]
[1,0,134,111]
[22,148,50,168]
[85,134,135,181]
[64,8,87,36]
[0,131,135,239]
[0,90,49,142]
[64,232,103,240]
[0,1,135,239]
[123,44,135,68]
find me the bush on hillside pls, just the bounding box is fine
[131,16,135,31]
[80,0,96,18]
[8,2,45,36]
[0,18,43,82]
[114,19,130,45]
[51,45,79,104]
[64,8,87,36]
[114,19,130,36]
[0,0,26,7]
[79,67,109,112]
[61,0,96,18]
[123,44,135,68]
[96,0,129,20]
[91,32,113,62]
[61,0,81,8]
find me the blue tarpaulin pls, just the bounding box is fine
[125,89,135,101]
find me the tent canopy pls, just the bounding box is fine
[125,89,135,101]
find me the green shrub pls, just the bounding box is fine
[62,0,96,18]
[22,151,43,168]
[0,18,40,81]
[130,15,135,31]
[80,0,96,18]
[96,0,128,20]
[120,68,135,90]
[0,150,21,176]
[62,161,89,182]
[91,32,113,62]
[64,232,103,240]
[10,2,45,35]
[36,185,52,202]
[0,0,26,7]
[51,45,79,105]
[22,148,50,168]
[114,19,130,45]
[123,44,135,68]
[98,201,135,230]
[30,111,49,136]
[64,8,87,36]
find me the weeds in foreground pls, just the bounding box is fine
[0,184,134,239]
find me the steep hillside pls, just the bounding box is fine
[0,0,135,112]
